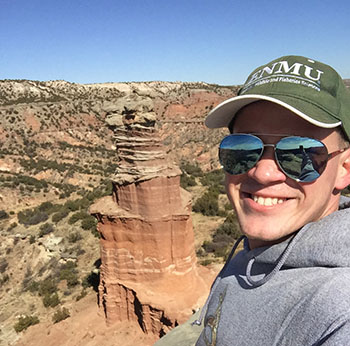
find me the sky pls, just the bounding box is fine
[1,0,350,85]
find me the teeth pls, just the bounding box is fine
[252,195,285,206]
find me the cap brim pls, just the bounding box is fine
[205,94,342,129]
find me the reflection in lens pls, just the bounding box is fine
[219,135,263,175]
[276,137,328,182]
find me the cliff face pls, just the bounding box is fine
[90,102,211,339]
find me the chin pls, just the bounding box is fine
[242,225,289,242]
[243,226,294,248]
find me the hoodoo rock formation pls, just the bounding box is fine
[90,100,211,339]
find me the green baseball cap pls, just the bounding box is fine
[205,55,350,139]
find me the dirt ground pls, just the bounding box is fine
[12,293,156,346]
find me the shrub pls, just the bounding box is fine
[68,211,87,225]
[64,200,81,212]
[52,307,70,323]
[18,209,48,226]
[201,211,242,259]
[60,262,79,287]
[0,258,8,273]
[216,213,240,237]
[51,208,69,223]
[7,222,17,231]
[200,259,213,266]
[43,292,60,308]
[81,215,97,230]
[200,169,224,187]
[1,273,9,284]
[90,227,99,238]
[14,315,39,333]
[39,223,54,237]
[27,281,40,293]
[0,210,9,220]
[180,174,197,189]
[67,231,82,243]
[193,190,219,216]
[38,201,59,214]
[180,161,203,177]
[38,278,58,296]
[76,289,87,301]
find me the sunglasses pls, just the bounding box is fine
[219,134,346,182]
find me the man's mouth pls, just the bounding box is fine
[250,194,287,206]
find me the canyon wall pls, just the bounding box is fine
[90,100,211,338]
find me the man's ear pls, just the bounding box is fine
[335,149,350,190]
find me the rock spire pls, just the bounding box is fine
[90,100,211,339]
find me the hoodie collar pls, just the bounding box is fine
[248,196,350,269]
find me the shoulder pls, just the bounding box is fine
[301,268,350,319]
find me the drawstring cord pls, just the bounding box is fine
[246,228,306,287]
[193,225,309,326]
[192,235,246,326]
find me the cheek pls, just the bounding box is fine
[301,165,338,203]
[225,174,242,202]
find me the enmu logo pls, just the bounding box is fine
[241,60,324,93]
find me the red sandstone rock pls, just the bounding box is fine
[90,104,212,338]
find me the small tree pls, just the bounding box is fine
[14,315,39,333]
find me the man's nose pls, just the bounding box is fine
[247,148,287,184]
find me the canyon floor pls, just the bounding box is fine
[0,80,236,345]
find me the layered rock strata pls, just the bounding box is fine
[90,103,211,338]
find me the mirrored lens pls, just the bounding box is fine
[275,137,328,182]
[219,135,263,175]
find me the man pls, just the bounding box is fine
[156,55,350,345]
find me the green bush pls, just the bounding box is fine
[7,222,17,231]
[214,212,241,239]
[180,174,197,189]
[180,161,203,177]
[38,201,60,215]
[38,278,58,296]
[200,259,213,266]
[76,289,87,301]
[201,212,242,260]
[193,190,219,216]
[39,222,54,237]
[81,215,97,230]
[68,211,88,225]
[64,199,81,212]
[52,307,70,323]
[0,258,8,273]
[200,169,224,186]
[43,292,60,308]
[67,231,82,243]
[51,208,69,223]
[0,210,9,220]
[1,273,9,284]
[18,209,48,226]
[14,315,39,333]
[27,281,40,293]
[60,262,79,287]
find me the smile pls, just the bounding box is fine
[251,194,286,206]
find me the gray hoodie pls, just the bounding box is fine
[194,196,350,346]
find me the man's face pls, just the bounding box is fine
[225,101,345,249]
